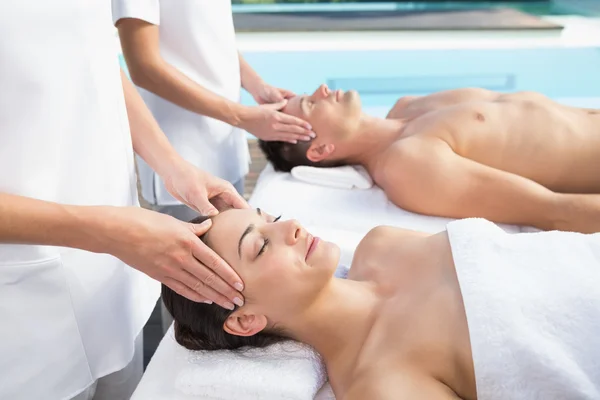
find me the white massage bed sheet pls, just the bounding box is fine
[249,164,526,235]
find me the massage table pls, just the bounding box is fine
[131,164,529,400]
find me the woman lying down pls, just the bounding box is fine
[163,208,600,400]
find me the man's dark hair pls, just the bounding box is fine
[258,139,344,172]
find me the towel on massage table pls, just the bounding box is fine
[291,165,373,190]
[250,164,523,235]
[176,341,327,400]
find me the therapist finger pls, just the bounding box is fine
[182,259,240,310]
[177,267,236,309]
[210,188,249,211]
[277,112,313,132]
[188,237,244,299]
[279,88,296,99]
[162,277,207,303]
[272,123,314,137]
[275,134,307,144]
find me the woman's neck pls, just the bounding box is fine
[284,278,381,362]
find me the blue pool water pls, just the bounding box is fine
[119,46,600,132]
[240,47,600,112]
[230,1,595,17]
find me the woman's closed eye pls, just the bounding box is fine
[257,238,269,258]
[256,215,282,259]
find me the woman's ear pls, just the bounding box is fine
[223,311,268,337]
[306,143,335,162]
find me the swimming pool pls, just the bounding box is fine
[231,1,599,18]
[117,14,600,133]
[240,46,600,118]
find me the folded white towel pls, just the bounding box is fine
[176,340,327,400]
[291,165,373,190]
[175,264,350,400]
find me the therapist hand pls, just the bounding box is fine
[102,207,244,309]
[163,159,249,217]
[238,102,315,144]
[250,82,295,105]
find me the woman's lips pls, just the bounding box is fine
[335,90,344,101]
[306,235,320,261]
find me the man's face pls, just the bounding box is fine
[283,84,363,146]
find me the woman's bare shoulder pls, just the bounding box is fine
[343,367,460,400]
[348,226,430,281]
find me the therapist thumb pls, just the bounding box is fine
[193,198,219,217]
[191,218,213,236]
[263,99,287,111]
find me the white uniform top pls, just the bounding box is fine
[0,1,160,399]
[112,0,250,206]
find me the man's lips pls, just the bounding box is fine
[305,235,320,260]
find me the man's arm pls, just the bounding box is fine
[383,138,599,233]
[116,18,311,142]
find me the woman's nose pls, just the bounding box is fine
[285,219,302,245]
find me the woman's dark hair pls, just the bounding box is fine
[161,215,286,351]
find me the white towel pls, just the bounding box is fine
[447,218,600,400]
[290,165,373,190]
[176,341,327,400]
[175,265,350,400]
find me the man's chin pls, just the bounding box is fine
[346,90,361,107]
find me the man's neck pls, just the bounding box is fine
[283,278,381,362]
[338,115,406,166]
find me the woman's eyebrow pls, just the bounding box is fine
[238,224,255,259]
[238,208,264,258]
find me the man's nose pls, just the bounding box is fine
[314,84,330,99]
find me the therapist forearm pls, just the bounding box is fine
[121,70,185,177]
[123,55,243,127]
[238,52,263,94]
[0,192,111,252]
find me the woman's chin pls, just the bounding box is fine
[312,240,341,275]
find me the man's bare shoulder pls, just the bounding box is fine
[375,135,449,183]
[343,368,460,400]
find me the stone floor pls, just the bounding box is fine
[142,139,267,367]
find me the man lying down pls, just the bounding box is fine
[163,209,600,400]
[259,86,600,233]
